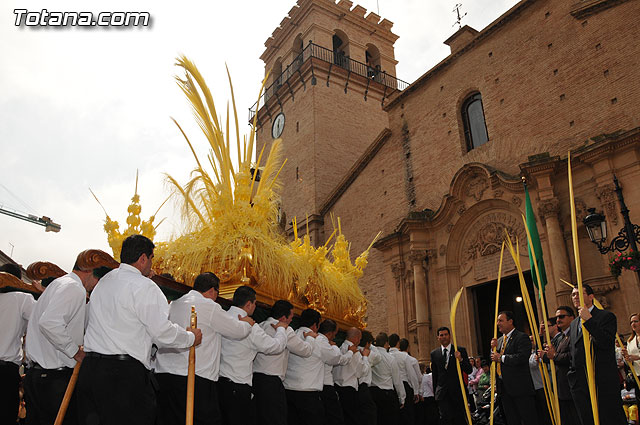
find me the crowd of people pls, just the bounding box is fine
[1,233,639,425]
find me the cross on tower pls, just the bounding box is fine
[453,3,467,29]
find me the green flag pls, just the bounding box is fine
[524,183,548,293]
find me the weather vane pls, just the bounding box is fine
[453,3,467,29]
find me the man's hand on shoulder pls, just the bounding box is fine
[240,315,255,326]
[303,330,318,338]
[271,321,287,330]
[348,344,358,353]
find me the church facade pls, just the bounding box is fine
[253,0,640,360]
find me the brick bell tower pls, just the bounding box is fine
[253,0,405,245]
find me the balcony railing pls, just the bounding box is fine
[249,42,409,122]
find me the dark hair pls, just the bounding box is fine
[498,311,514,322]
[194,272,220,293]
[583,284,594,296]
[319,319,337,335]
[41,277,56,288]
[481,359,489,368]
[271,300,294,320]
[120,235,155,265]
[389,333,400,347]
[92,266,113,279]
[359,330,374,347]
[0,263,21,279]
[374,332,389,347]
[437,326,450,335]
[556,305,575,317]
[547,317,557,326]
[232,285,256,307]
[399,338,409,351]
[300,309,321,328]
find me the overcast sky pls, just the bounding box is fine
[0,0,519,271]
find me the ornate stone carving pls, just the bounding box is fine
[409,251,426,266]
[574,197,588,221]
[512,196,522,207]
[446,223,454,233]
[465,173,489,202]
[493,189,504,199]
[595,184,618,226]
[426,249,437,266]
[439,244,447,257]
[391,262,406,290]
[457,204,467,215]
[538,198,560,219]
[462,212,527,267]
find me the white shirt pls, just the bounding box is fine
[84,264,195,369]
[358,344,380,386]
[500,328,515,363]
[333,340,370,389]
[389,348,421,393]
[219,306,287,385]
[370,346,406,405]
[25,273,86,369]
[155,291,251,381]
[284,329,352,392]
[323,340,353,385]
[0,292,36,365]
[420,372,434,398]
[253,317,315,381]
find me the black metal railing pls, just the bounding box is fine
[249,42,409,122]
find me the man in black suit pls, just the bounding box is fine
[540,305,579,425]
[430,326,472,425]
[490,311,538,425]
[567,284,627,425]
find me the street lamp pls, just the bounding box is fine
[583,175,640,280]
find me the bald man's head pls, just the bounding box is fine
[346,327,362,345]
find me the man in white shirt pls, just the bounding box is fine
[24,254,105,425]
[155,272,254,425]
[218,285,288,425]
[370,332,405,425]
[319,319,357,425]
[0,264,36,425]
[421,363,439,424]
[388,334,421,424]
[357,330,379,424]
[253,300,316,425]
[333,327,370,424]
[77,235,202,425]
[284,309,350,425]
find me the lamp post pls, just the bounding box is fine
[583,175,640,281]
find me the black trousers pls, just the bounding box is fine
[77,355,156,425]
[335,385,358,424]
[357,383,377,425]
[0,362,20,425]
[436,394,468,425]
[401,382,415,424]
[559,398,579,425]
[218,377,253,425]
[321,385,344,425]
[568,369,627,425]
[499,391,538,425]
[534,388,553,425]
[285,389,324,425]
[24,365,77,425]
[252,372,287,425]
[370,386,399,425]
[155,373,221,425]
[423,396,439,425]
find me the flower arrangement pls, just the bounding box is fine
[609,250,640,277]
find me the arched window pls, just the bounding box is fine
[292,35,303,71]
[365,43,381,80]
[332,31,349,69]
[461,92,489,151]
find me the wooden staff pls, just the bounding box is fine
[450,287,472,425]
[54,356,82,425]
[490,242,505,425]
[186,306,197,425]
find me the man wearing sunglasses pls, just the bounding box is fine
[540,306,578,425]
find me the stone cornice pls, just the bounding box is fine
[570,0,631,19]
